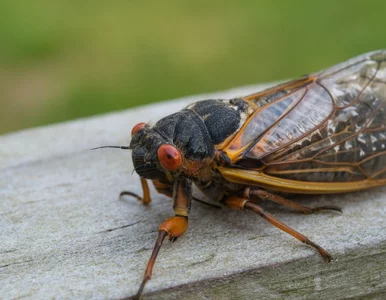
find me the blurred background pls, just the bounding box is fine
[0,0,385,135]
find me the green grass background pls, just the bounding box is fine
[0,1,385,134]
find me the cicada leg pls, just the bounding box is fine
[134,216,188,299]
[223,195,332,262]
[120,177,220,209]
[133,178,192,299]
[245,188,342,214]
[120,178,174,205]
[120,177,152,205]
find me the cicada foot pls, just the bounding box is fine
[246,188,343,215]
[120,177,151,205]
[224,195,333,262]
[133,216,188,300]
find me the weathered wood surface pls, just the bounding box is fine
[1,84,386,300]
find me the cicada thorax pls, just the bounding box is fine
[180,98,258,181]
[217,50,386,189]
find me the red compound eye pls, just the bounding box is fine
[157,144,182,171]
[131,122,146,136]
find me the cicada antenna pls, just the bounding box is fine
[91,145,130,150]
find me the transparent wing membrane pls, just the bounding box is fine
[221,50,386,184]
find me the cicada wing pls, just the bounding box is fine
[221,50,386,184]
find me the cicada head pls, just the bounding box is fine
[129,122,183,181]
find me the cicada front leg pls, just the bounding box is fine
[133,178,192,299]
[223,193,333,262]
[120,177,219,210]
[120,177,151,205]
[245,188,343,214]
[120,178,173,205]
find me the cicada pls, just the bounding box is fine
[96,50,386,299]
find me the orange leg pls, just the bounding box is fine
[134,216,188,299]
[224,195,332,262]
[245,188,342,214]
[120,177,152,205]
[133,178,192,299]
[120,177,217,209]
[120,178,175,205]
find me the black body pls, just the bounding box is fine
[129,98,250,181]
